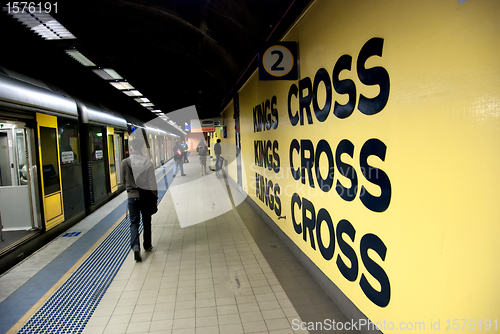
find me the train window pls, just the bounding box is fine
[124,137,129,157]
[58,121,79,164]
[15,129,28,185]
[39,126,60,194]
[0,132,12,186]
[91,126,104,161]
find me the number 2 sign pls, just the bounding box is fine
[258,42,298,81]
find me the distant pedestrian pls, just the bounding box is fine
[182,140,189,163]
[213,139,222,175]
[197,139,209,176]
[172,140,185,177]
[121,136,158,262]
[214,138,221,162]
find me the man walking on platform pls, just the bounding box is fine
[121,136,158,262]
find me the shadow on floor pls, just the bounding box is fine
[235,199,361,334]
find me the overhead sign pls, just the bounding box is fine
[191,119,215,132]
[201,120,213,128]
[259,42,298,81]
[201,120,214,132]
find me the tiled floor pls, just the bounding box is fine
[83,156,358,334]
[1,154,359,334]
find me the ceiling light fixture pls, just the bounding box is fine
[134,97,150,103]
[65,49,96,67]
[92,68,123,80]
[110,82,134,90]
[7,11,76,40]
[122,90,143,97]
[103,69,122,80]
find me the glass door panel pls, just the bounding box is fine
[0,124,36,231]
[0,132,11,186]
[114,133,123,185]
[16,129,28,185]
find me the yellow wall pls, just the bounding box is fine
[222,0,500,330]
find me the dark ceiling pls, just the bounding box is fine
[0,0,311,131]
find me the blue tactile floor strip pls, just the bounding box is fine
[17,214,135,334]
[0,164,172,334]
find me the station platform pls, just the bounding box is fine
[0,153,358,334]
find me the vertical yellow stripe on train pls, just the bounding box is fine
[107,127,118,193]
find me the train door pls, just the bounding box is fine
[124,132,129,158]
[148,134,156,166]
[36,113,64,230]
[0,121,39,232]
[106,127,118,193]
[89,125,107,205]
[114,131,124,186]
[167,136,173,160]
[154,135,160,166]
[157,135,163,164]
[58,119,85,220]
[161,136,166,163]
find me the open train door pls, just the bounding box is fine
[36,113,64,230]
[0,120,39,233]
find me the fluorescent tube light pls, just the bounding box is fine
[93,68,123,80]
[122,90,142,97]
[110,82,134,90]
[134,98,150,103]
[65,50,96,67]
[103,69,123,80]
[8,11,76,40]
[92,69,113,80]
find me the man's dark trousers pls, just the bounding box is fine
[128,197,152,251]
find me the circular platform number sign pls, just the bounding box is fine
[262,45,295,77]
